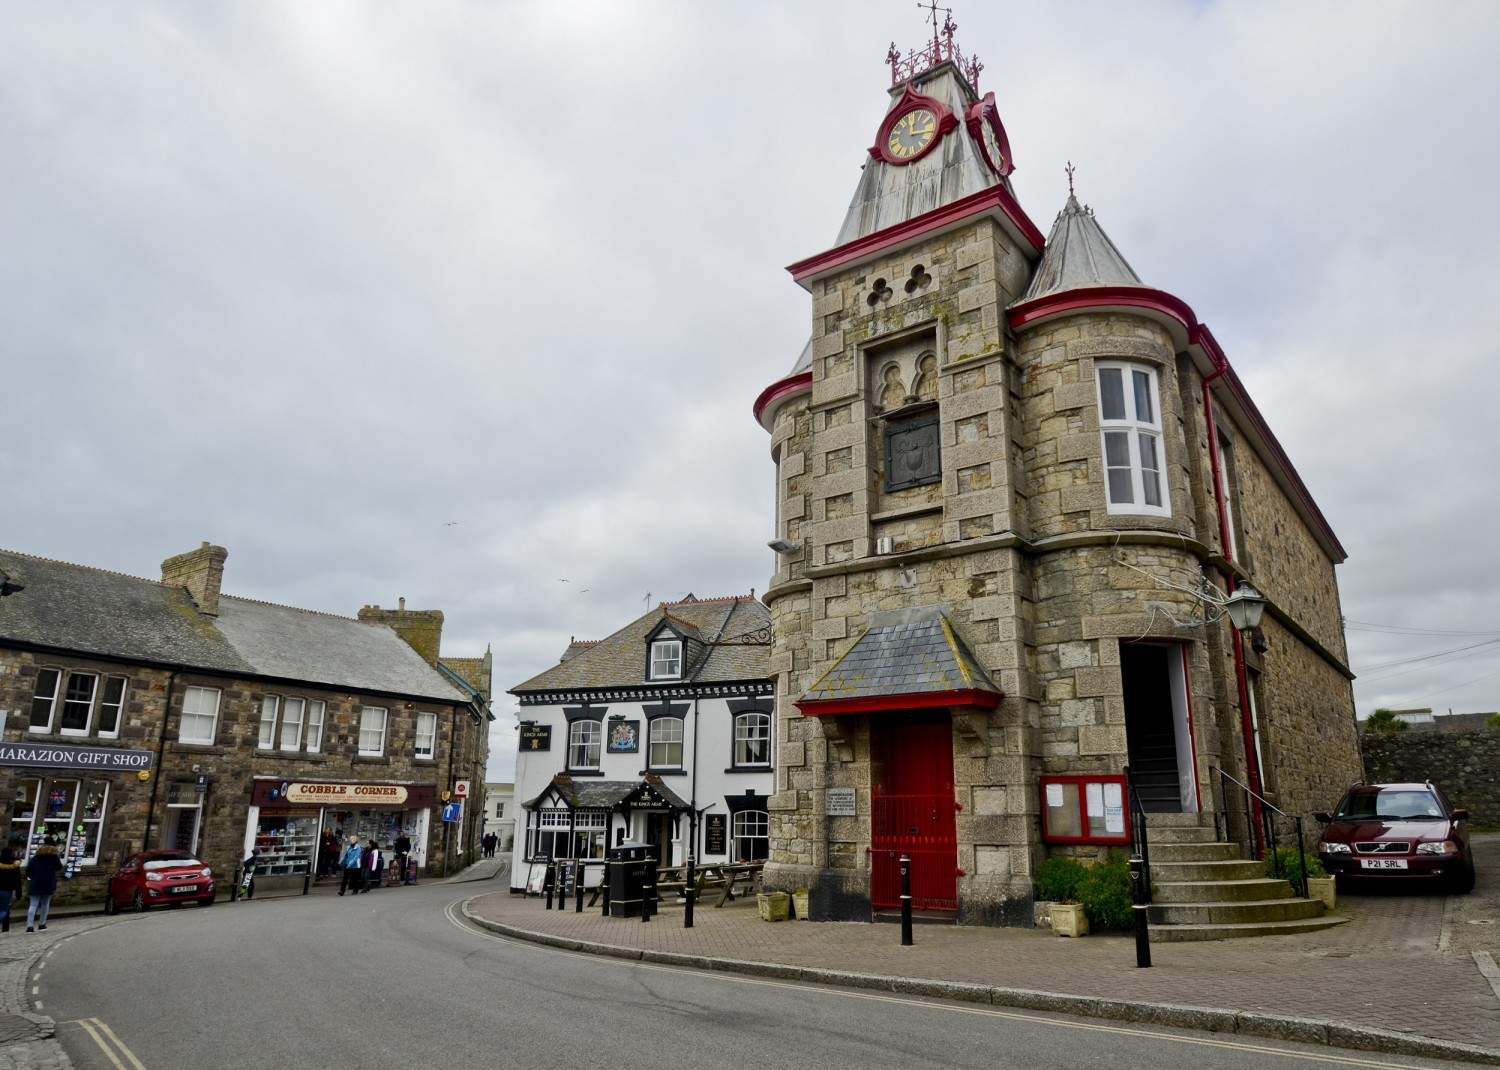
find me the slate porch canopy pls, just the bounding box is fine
[795,606,1003,716]
[524,774,690,813]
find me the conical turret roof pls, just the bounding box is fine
[1020,193,1143,302]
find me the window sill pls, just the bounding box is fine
[172,741,228,753]
[640,769,686,777]
[724,766,772,774]
[870,502,943,525]
[254,751,329,763]
[564,769,604,777]
[353,754,390,765]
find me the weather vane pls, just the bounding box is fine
[1065,160,1076,197]
[918,0,952,51]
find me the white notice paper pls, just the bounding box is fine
[1045,783,1065,808]
[1103,782,1125,833]
[1085,781,1103,816]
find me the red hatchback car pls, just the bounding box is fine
[104,849,217,913]
[1315,782,1475,893]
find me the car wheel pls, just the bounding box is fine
[103,892,117,916]
[131,890,147,913]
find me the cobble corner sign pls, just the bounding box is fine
[0,742,155,772]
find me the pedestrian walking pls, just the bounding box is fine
[394,832,412,884]
[338,835,364,896]
[0,847,22,933]
[25,837,64,932]
[362,839,383,892]
[320,827,341,877]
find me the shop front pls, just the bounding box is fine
[246,779,436,878]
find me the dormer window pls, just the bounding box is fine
[650,639,683,680]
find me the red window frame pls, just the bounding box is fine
[1039,774,1132,846]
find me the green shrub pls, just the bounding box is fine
[1077,852,1134,931]
[1264,845,1326,886]
[1363,708,1408,735]
[1488,713,1500,729]
[1033,856,1086,903]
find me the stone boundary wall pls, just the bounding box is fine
[1360,727,1500,827]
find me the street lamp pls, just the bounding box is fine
[1224,583,1266,633]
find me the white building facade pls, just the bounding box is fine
[482,781,514,850]
[508,595,774,892]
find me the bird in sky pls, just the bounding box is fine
[442,521,460,527]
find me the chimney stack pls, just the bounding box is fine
[358,598,444,667]
[161,542,229,616]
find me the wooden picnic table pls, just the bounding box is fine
[651,861,763,907]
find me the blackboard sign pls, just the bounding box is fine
[519,724,552,752]
[704,813,727,855]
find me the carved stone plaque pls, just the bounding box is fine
[884,411,941,491]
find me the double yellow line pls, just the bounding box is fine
[72,1018,146,1070]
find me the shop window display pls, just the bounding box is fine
[255,813,319,875]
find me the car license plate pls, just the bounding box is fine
[1360,858,1407,870]
[171,884,199,893]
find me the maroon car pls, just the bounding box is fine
[104,849,217,913]
[1315,782,1474,893]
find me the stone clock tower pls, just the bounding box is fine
[754,22,1049,924]
[753,8,1362,931]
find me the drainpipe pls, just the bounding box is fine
[141,670,179,851]
[1202,369,1266,856]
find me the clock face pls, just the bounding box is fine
[887,108,938,160]
[981,121,1007,175]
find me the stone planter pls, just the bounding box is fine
[758,891,790,922]
[1051,902,1089,938]
[1306,876,1336,910]
[792,889,811,920]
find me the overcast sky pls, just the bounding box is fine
[4,2,1498,779]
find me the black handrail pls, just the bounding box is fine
[1122,766,1151,905]
[1210,765,1309,898]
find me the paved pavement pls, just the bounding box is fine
[467,835,1500,1056]
[23,867,1491,1069]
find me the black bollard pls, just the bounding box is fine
[601,861,611,918]
[684,856,696,929]
[642,862,654,924]
[575,859,584,913]
[1129,854,1152,968]
[231,863,240,903]
[302,868,311,896]
[899,853,913,947]
[545,862,555,910]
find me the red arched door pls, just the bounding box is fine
[870,713,956,912]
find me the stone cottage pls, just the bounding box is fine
[752,26,1361,934]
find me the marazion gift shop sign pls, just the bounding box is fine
[0,742,155,771]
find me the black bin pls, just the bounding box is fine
[607,842,656,918]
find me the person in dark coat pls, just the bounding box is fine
[25,837,64,932]
[362,839,383,892]
[394,833,412,884]
[0,848,22,933]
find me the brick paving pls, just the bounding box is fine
[470,842,1500,1053]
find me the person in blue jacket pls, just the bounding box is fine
[337,835,364,896]
[25,837,64,932]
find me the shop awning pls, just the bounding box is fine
[796,606,1002,716]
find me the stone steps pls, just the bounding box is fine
[1152,878,1295,903]
[1148,858,1268,882]
[1148,897,1326,926]
[1148,916,1349,942]
[1149,841,1241,862]
[1147,825,1219,845]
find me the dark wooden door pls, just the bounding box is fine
[871,714,956,911]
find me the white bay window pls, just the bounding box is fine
[1097,362,1169,516]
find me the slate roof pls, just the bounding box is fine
[0,548,469,704]
[526,776,690,811]
[800,606,1001,705]
[511,595,770,694]
[1019,193,1144,303]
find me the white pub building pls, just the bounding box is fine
[508,595,774,892]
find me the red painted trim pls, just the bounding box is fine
[795,688,1001,716]
[751,370,813,426]
[965,92,1014,178]
[1179,644,1202,815]
[1038,774,1132,846]
[1007,285,1200,337]
[787,183,1045,284]
[868,83,958,168]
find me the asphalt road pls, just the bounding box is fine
[35,877,1490,1070]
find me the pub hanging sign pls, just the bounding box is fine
[519,724,552,752]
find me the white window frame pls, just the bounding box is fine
[96,676,128,739]
[1216,432,1239,562]
[567,719,602,771]
[731,810,769,862]
[304,701,326,753]
[163,781,204,854]
[650,639,683,680]
[28,668,61,734]
[358,706,388,757]
[1096,361,1171,517]
[279,697,306,752]
[13,778,109,865]
[414,711,437,760]
[179,686,222,746]
[58,671,98,737]
[648,716,684,769]
[733,712,772,768]
[258,695,280,750]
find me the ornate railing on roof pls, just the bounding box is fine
[886,9,982,92]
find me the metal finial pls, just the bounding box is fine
[1065,160,1076,197]
[917,0,951,50]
